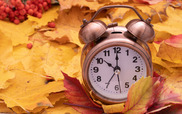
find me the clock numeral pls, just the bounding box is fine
[135,66,140,72]
[133,75,137,81]
[125,82,129,88]
[93,67,99,73]
[103,50,110,56]
[133,56,138,63]
[96,58,103,64]
[115,85,119,91]
[97,76,101,82]
[126,49,129,56]
[113,47,121,53]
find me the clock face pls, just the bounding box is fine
[88,46,147,101]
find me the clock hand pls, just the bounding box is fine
[105,73,115,88]
[117,74,122,93]
[115,52,119,66]
[103,60,114,69]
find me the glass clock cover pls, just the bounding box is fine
[88,46,147,100]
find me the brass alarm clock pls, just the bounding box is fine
[79,5,155,104]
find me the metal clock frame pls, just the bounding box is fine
[81,27,153,104]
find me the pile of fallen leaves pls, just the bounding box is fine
[0,0,182,113]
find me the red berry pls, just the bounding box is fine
[14,11,19,16]
[39,0,43,3]
[11,0,15,5]
[0,5,5,11]
[0,15,3,20]
[26,0,31,5]
[38,4,43,9]
[48,22,55,28]
[14,19,20,24]
[30,4,35,9]
[1,12,7,19]
[18,3,24,10]
[19,9,26,15]
[5,7,10,13]
[47,0,51,4]
[0,1,3,6]
[36,12,42,18]
[27,43,33,49]
[10,17,15,22]
[44,6,49,11]
[25,4,30,10]
[9,11,15,18]
[28,9,33,15]
[38,9,42,13]
[18,15,25,21]
[43,2,47,7]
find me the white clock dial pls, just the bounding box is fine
[88,46,147,100]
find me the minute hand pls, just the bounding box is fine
[115,52,119,66]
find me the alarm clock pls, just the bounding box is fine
[79,5,155,104]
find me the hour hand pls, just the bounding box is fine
[104,60,114,69]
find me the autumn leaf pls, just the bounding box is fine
[157,41,182,64]
[133,0,163,5]
[0,66,15,89]
[148,73,182,113]
[59,0,103,10]
[0,102,13,113]
[0,20,35,46]
[0,69,65,111]
[63,72,103,114]
[43,94,81,114]
[102,103,125,113]
[122,76,163,114]
[153,6,182,35]
[44,6,92,47]
[28,6,60,28]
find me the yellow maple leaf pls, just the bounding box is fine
[44,7,92,47]
[42,95,80,114]
[28,6,60,28]
[117,8,148,26]
[13,44,30,60]
[153,6,182,35]
[0,20,35,46]
[157,42,182,64]
[0,70,65,111]
[134,1,168,22]
[0,66,15,89]
[48,92,65,105]
[44,63,64,81]
[0,31,14,65]
[102,103,125,113]
[59,0,103,10]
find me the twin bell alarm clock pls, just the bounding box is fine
[79,5,155,104]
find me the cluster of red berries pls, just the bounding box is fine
[0,0,51,24]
